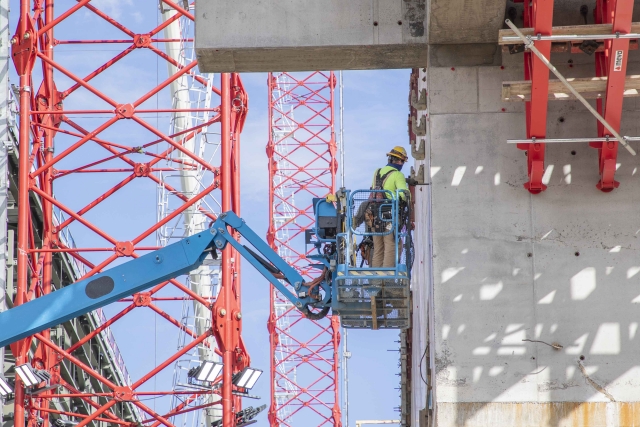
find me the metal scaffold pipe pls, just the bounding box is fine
[508,136,640,144]
[501,32,640,42]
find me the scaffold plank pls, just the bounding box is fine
[502,76,640,101]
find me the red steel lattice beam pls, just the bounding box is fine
[11,1,248,427]
[266,72,341,427]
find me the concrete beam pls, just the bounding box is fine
[428,0,507,44]
[194,0,512,70]
[195,0,428,72]
[429,44,502,67]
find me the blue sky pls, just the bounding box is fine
[8,1,412,425]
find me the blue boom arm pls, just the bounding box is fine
[0,212,327,348]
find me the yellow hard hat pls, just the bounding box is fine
[386,146,408,162]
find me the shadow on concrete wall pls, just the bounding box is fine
[428,2,640,425]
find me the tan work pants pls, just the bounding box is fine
[372,232,396,268]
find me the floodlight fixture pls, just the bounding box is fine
[0,376,12,396]
[211,404,266,427]
[188,361,223,383]
[232,367,263,390]
[15,364,50,388]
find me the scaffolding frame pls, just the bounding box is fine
[505,0,635,192]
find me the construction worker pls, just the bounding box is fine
[370,146,409,269]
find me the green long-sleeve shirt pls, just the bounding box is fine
[371,166,408,199]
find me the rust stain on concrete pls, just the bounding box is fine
[619,403,638,427]
[437,402,640,426]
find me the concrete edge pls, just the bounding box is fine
[196,45,429,73]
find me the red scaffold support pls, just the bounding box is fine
[518,0,554,194]
[10,1,248,427]
[266,72,342,427]
[591,0,633,191]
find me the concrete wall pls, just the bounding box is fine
[411,23,640,427]
[409,67,432,427]
[195,0,428,72]
[426,0,507,67]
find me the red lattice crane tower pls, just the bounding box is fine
[9,1,249,427]
[266,72,341,427]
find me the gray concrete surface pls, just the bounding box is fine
[409,68,432,427]
[195,0,428,72]
[410,19,640,427]
[195,0,517,70]
[428,0,506,45]
[428,44,502,67]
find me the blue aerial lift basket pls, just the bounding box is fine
[311,188,413,329]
